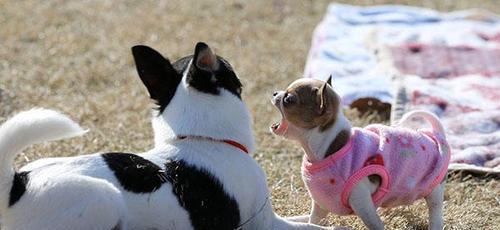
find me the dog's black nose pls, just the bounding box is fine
[273,91,278,97]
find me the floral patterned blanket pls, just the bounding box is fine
[305,4,500,174]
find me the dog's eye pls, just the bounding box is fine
[283,94,296,105]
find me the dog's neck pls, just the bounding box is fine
[299,111,352,162]
[152,105,256,154]
[151,76,256,153]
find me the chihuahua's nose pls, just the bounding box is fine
[273,91,278,97]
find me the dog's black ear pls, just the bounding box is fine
[132,45,181,112]
[193,42,219,72]
[326,75,332,86]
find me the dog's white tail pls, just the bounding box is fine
[397,110,445,135]
[0,109,87,184]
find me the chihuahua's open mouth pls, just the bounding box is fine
[271,117,288,136]
[270,98,289,136]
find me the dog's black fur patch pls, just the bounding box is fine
[186,43,242,98]
[102,152,166,193]
[111,220,123,230]
[164,159,241,230]
[186,57,242,99]
[9,171,30,207]
[132,46,182,113]
[103,152,241,229]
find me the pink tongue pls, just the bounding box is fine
[276,119,288,134]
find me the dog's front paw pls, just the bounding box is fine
[286,215,310,223]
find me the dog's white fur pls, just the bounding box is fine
[0,109,127,230]
[0,56,341,229]
[271,81,446,230]
[153,59,255,152]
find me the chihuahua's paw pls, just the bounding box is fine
[286,215,310,223]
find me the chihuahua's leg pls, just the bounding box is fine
[286,215,310,223]
[309,201,329,225]
[425,182,445,230]
[286,201,328,224]
[285,201,312,223]
[349,178,384,230]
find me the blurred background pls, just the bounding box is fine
[0,1,498,229]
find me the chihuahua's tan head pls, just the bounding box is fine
[270,77,340,139]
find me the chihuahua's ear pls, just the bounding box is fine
[316,75,333,114]
[326,75,332,86]
[194,42,219,72]
[316,82,332,116]
[131,45,181,110]
[316,81,335,116]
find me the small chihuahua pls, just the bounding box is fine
[270,77,450,230]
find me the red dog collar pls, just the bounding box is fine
[177,135,249,154]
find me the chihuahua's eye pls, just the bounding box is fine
[283,93,296,105]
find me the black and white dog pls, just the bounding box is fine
[0,43,335,230]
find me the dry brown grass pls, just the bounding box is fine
[0,0,499,229]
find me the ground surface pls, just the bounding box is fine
[0,0,499,229]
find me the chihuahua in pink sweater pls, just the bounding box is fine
[270,77,450,230]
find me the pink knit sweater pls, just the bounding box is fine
[302,124,450,215]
